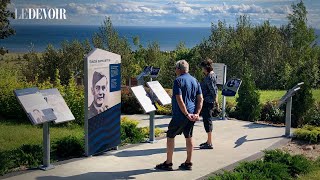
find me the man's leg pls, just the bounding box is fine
[166,137,175,164]
[207,132,212,145]
[185,137,193,163]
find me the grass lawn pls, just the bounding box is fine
[219,89,320,105]
[0,122,84,152]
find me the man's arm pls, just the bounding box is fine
[194,94,203,119]
[176,95,194,121]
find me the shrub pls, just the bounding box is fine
[155,103,172,115]
[260,101,285,124]
[307,102,320,127]
[52,136,84,159]
[120,117,145,144]
[211,161,290,180]
[290,79,315,128]
[225,101,237,118]
[0,65,30,121]
[121,87,143,114]
[293,125,320,143]
[264,149,313,176]
[140,126,164,138]
[12,144,43,168]
[235,65,261,121]
[234,160,291,180]
[0,151,15,175]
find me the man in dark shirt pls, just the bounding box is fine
[199,59,219,149]
[156,60,203,171]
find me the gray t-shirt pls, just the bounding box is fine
[201,72,218,103]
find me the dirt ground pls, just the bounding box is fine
[281,139,320,161]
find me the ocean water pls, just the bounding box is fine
[0,25,211,52]
[1,25,319,53]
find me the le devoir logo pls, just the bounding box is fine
[15,8,67,20]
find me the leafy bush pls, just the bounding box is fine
[121,87,143,114]
[264,149,313,176]
[235,160,291,180]
[0,65,30,121]
[52,136,84,159]
[12,144,43,168]
[140,126,164,138]
[235,65,261,121]
[225,101,237,118]
[0,151,15,175]
[211,161,290,180]
[293,125,320,143]
[120,117,145,144]
[307,102,320,127]
[260,101,285,124]
[155,103,172,115]
[290,80,315,127]
[0,144,43,175]
[210,150,315,180]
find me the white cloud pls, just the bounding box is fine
[11,0,320,28]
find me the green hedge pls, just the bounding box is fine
[210,150,315,180]
[294,125,320,143]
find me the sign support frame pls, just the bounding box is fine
[39,122,54,170]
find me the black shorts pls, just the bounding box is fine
[167,118,195,138]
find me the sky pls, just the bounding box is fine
[8,0,320,28]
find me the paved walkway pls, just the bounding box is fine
[4,115,289,180]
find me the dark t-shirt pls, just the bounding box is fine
[172,73,202,124]
[201,72,218,103]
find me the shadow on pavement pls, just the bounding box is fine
[234,135,284,148]
[114,147,186,157]
[243,123,283,129]
[36,169,160,180]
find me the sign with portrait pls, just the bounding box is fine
[14,87,57,125]
[222,78,242,97]
[85,48,121,156]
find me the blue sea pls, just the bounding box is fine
[0,25,212,52]
[1,25,319,53]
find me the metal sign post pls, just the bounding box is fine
[134,66,168,144]
[285,97,292,137]
[149,77,156,143]
[221,65,227,120]
[40,122,54,170]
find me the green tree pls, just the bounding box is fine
[236,64,261,121]
[92,17,135,85]
[0,0,15,55]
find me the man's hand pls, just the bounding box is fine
[193,113,200,121]
[186,114,195,121]
[187,114,200,121]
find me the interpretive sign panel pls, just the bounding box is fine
[277,82,304,108]
[213,63,226,85]
[131,85,156,113]
[146,81,171,106]
[14,87,56,125]
[222,78,242,97]
[85,48,121,156]
[40,88,75,124]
